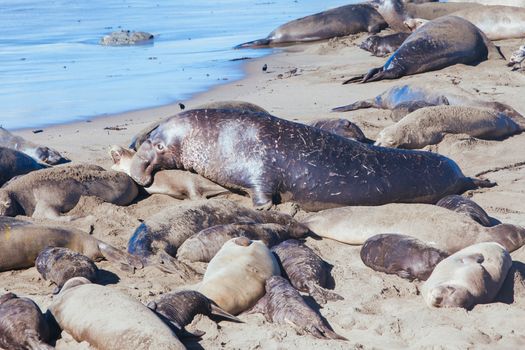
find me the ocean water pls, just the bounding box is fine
[1,0,355,129]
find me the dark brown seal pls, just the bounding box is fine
[359,32,410,57]
[360,234,449,281]
[308,118,371,143]
[0,147,45,186]
[36,247,99,294]
[271,239,343,304]
[176,222,308,263]
[249,276,347,340]
[436,195,496,227]
[129,109,494,211]
[0,292,53,350]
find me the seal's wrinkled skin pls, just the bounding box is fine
[436,195,496,227]
[129,109,492,211]
[0,147,45,187]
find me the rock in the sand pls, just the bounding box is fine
[100,30,154,46]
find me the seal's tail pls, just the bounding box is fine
[331,99,375,112]
[234,38,271,49]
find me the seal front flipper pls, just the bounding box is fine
[97,241,143,272]
[308,283,344,305]
[234,38,271,49]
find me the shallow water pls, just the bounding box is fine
[1,0,354,129]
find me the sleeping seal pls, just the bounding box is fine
[422,242,512,309]
[271,239,342,304]
[448,0,525,8]
[249,276,346,340]
[308,118,370,142]
[360,234,449,281]
[0,293,53,350]
[129,109,493,211]
[0,164,138,220]
[436,195,496,227]
[48,277,185,350]
[0,147,45,186]
[359,32,411,57]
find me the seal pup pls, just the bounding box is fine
[234,4,387,48]
[374,106,525,149]
[359,32,411,57]
[249,276,347,340]
[0,293,53,350]
[176,223,308,263]
[36,247,98,294]
[129,109,493,211]
[308,118,371,142]
[0,147,45,186]
[343,16,501,83]
[48,277,185,350]
[360,234,449,280]
[198,237,281,315]
[301,204,525,253]
[422,242,512,309]
[0,164,138,220]
[271,239,343,304]
[436,195,495,227]
[110,145,230,199]
[0,127,68,165]
[0,217,142,272]
[147,290,241,337]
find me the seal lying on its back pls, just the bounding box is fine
[359,32,411,57]
[0,293,53,350]
[49,277,185,350]
[308,118,371,142]
[0,147,45,186]
[129,109,493,211]
[301,204,525,253]
[422,242,512,309]
[249,276,346,340]
[436,195,496,227]
[272,239,343,304]
[0,127,68,165]
[110,145,229,200]
[235,4,387,48]
[0,217,141,272]
[0,164,138,220]
[344,16,501,83]
[360,234,449,281]
[375,106,525,149]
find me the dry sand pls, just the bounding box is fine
[3,29,525,349]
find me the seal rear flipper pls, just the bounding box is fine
[97,241,143,272]
[309,284,344,305]
[461,177,497,192]
[342,73,366,85]
[331,99,376,112]
[210,302,243,323]
[307,324,347,341]
[234,38,271,49]
[154,251,201,281]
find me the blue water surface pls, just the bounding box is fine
[0,0,355,129]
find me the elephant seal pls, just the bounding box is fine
[249,276,346,340]
[359,32,411,57]
[110,145,229,199]
[390,100,438,121]
[129,109,493,211]
[271,239,343,304]
[508,45,525,69]
[308,118,371,142]
[0,127,68,165]
[360,234,449,281]
[36,247,98,294]
[127,199,305,276]
[374,106,525,149]
[0,293,53,350]
[147,290,241,337]
[301,204,525,253]
[49,277,185,350]
[0,217,141,272]
[198,237,280,315]
[370,0,413,31]
[0,164,138,220]
[344,16,501,83]
[448,0,525,7]
[422,242,512,309]
[436,195,496,227]
[234,4,387,48]
[405,2,481,20]
[0,147,45,186]
[176,223,308,263]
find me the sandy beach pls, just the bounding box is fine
[4,27,525,349]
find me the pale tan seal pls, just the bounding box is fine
[109,145,229,199]
[197,237,280,315]
[375,106,525,149]
[422,242,512,309]
[448,0,525,7]
[48,277,185,350]
[301,204,525,253]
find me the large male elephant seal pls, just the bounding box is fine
[0,164,138,220]
[0,293,53,350]
[422,242,512,309]
[301,204,525,253]
[0,147,45,186]
[436,195,496,227]
[48,277,185,350]
[234,4,387,48]
[344,16,501,83]
[129,109,493,211]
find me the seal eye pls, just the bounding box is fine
[156,143,165,152]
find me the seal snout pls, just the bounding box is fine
[234,236,252,247]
